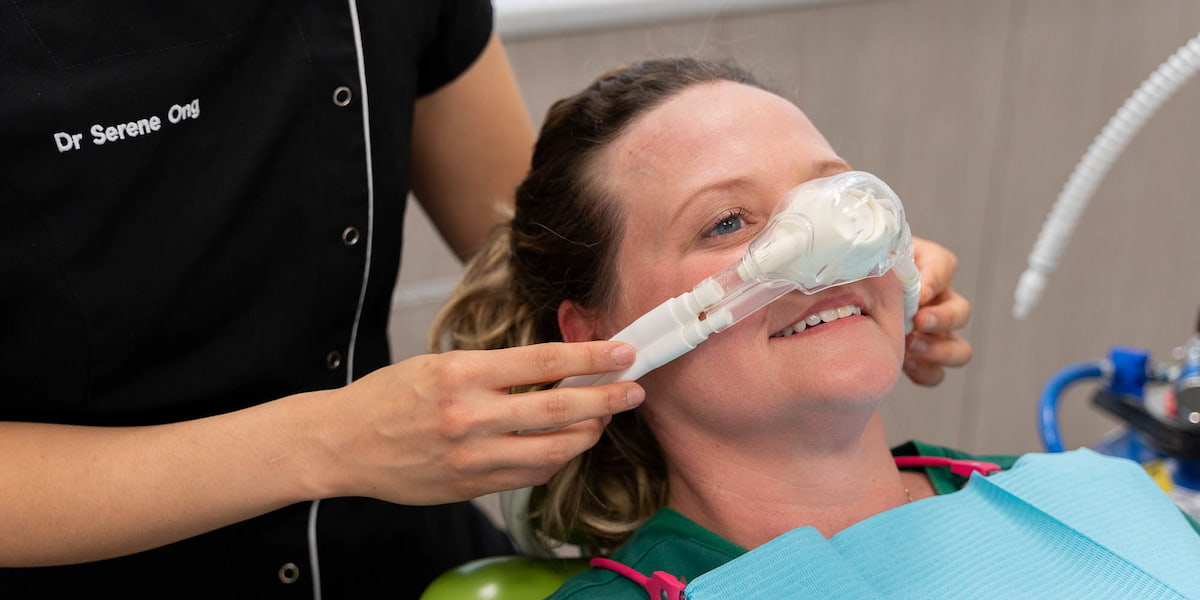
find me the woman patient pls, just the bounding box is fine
[432,58,1199,597]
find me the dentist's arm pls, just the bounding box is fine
[0,341,642,567]
[410,32,533,261]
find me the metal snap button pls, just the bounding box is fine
[278,562,300,584]
[326,350,343,370]
[341,226,361,246]
[332,86,353,107]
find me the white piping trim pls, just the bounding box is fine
[305,2,377,599]
[345,0,375,392]
[307,499,323,598]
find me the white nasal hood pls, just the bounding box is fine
[560,170,920,388]
[738,171,918,310]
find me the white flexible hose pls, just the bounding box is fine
[1013,32,1200,319]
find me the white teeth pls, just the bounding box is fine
[772,304,863,338]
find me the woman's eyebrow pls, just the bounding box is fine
[670,178,756,227]
[670,159,852,226]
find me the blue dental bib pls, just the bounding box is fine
[687,449,1200,599]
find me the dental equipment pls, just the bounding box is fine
[558,170,921,389]
[1013,30,1200,520]
[1038,308,1200,519]
[1013,31,1200,319]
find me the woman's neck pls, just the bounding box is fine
[661,413,914,549]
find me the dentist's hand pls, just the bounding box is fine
[904,237,972,386]
[315,341,644,504]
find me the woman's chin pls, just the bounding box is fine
[788,355,901,408]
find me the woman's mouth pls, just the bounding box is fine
[769,304,864,338]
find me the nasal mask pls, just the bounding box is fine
[560,170,920,388]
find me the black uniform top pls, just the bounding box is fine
[0,1,512,597]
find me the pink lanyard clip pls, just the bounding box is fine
[892,455,1002,477]
[591,557,687,600]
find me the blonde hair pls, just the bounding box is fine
[429,57,766,554]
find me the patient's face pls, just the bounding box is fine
[590,81,906,433]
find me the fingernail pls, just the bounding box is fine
[908,337,929,354]
[626,386,645,408]
[610,344,635,367]
[919,314,937,331]
[904,358,919,373]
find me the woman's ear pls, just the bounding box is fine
[558,299,602,342]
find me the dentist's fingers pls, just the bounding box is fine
[472,341,638,388]
[496,382,644,433]
[488,419,612,473]
[907,331,972,367]
[903,357,946,387]
[912,237,958,306]
[431,418,613,495]
[904,331,972,386]
[912,288,971,334]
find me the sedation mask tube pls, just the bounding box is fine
[560,170,920,389]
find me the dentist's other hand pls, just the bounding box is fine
[904,237,972,386]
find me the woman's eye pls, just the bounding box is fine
[706,209,748,237]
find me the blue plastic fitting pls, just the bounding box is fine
[1107,346,1151,399]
